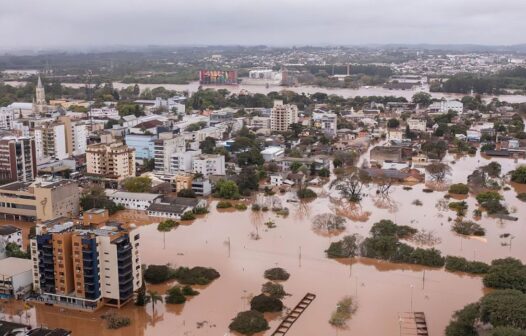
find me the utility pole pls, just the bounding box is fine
[410,284,414,312]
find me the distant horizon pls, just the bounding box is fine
[1,0,525,51]
[2,42,526,56]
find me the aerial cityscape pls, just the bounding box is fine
[1,1,526,336]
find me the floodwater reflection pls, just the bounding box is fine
[1,152,524,336]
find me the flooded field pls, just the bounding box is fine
[1,152,526,335]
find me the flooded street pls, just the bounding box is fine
[2,153,525,335]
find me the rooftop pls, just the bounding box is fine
[105,189,161,202]
[0,224,21,236]
[261,146,284,155]
[0,181,32,192]
[0,257,33,277]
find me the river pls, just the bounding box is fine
[5,80,526,103]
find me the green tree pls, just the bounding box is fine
[483,258,526,292]
[177,189,196,198]
[387,118,400,128]
[214,179,240,199]
[412,92,432,107]
[482,162,502,178]
[122,176,152,193]
[445,303,480,336]
[511,165,526,184]
[147,291,163,314]
[229,310,269,335]
[199,137,216,154]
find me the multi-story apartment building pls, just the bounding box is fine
[249,116,271,129]
[154,133,185,173]
[406,119,427,132]
[270,100,298,132]
[312,111,338,137]
[33,123,68,164]
[31,220,142,310]
[124,134,156,160]
[429,100,464,114]
[192,154,225,177]
[0,107,16,129]
[209,109,234,127]
[88,107,119,119]
[0,136,37,183]
[170,150,201,173]
[58,116,88,156]
[86,142,136,180]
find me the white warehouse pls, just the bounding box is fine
[105,190,161,210]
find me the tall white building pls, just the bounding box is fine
[154,133,186,173]
[429,100,463,114]
[406,119,427,132]
[312,111,337,137]
[33,123,68,164]
[192,154,225,177]
[270,100,298,132]
[72,123,88,155]
[0,107,15,129]
[170,150,202,173]
[58,116,88,156]
[88,107,120,119]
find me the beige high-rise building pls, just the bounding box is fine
[270,100,298,132]
[33,178,80,221]
[86,142,136,180]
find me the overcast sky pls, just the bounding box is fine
[0,0,525,50]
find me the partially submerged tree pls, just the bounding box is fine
[511,165,526,184]
[329,296,355,328]
[330,170,370,203]
[325,234,361,258]
[264,268,290,281]
[147,291,163,314]
[425,162,451,183]
[250,294,284,313]
[261,282,287,299]
[229,310,269,335]
[482,162,502,178]
[312,213,346,235]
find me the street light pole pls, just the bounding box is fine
[410,284,414,312]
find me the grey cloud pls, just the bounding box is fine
[0,0,524,49]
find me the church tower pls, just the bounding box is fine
[34,75,47,115]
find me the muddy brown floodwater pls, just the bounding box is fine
[1,152,525,336]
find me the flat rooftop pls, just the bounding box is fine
[0,181,32,192]
[0,257,33,277]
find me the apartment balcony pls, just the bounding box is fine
[118,260,132,271]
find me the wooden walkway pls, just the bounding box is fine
[271,293,316,336]
[398,312,429,336]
